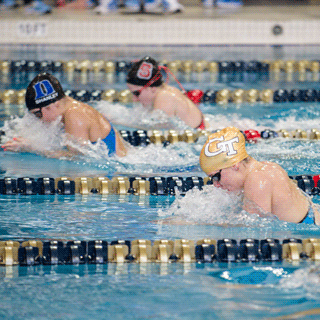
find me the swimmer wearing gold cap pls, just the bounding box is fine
[199,126,319,225]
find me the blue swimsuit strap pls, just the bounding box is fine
[101,125,116,155]
[92,124,116,156]
[300,204,315,224]
[297,190,316,224]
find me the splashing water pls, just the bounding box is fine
[2,114,117,161]
[0,114,201,175]
[248,138,320,159]
[3,104,320,177]
[158,185,278,226]
[203,103,320,132]
[279,265,320,299]
[205,110,320,133]
[205,113,259,131]
[246,139,320,174]
[95,101,189,130]
[119,142,199,174]
[269,104,320,131]
[272,116,320,132]
[2,113,64,151]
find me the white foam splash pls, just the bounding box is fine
[0,114,200,174]
[205,113,259,131]
[158,185,277,226]
[272,115,320,131]
[248,138,320,159]
[95,101,189,130]
[2,113,64,151]
[205,112,320,132]
[203,103,320,132]
[279,265,320,299]
[94,100,320,133]
[1,114,115,161]
[114,142,200,174]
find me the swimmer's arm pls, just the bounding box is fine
[41,147,81,159]
[243,173,272,216]
[1,137,41,154]
[155,92,203,128]
[1,137,81,159]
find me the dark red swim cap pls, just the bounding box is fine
[126,56,163,87]
[25,72,65,111]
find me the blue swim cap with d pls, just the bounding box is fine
[25,72,65,111]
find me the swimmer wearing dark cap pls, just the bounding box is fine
[126,56,207,129]
[2,73,127,157]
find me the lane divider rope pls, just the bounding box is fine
[0,175,319,195]
[1,59,319,76]
[1,88,320,105]
[0,238,319,266]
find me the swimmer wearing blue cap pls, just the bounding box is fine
[126,56,207,130]
[2,73,127,157]
[200,127,319,225]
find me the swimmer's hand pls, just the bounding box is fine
[1,137,79,159]
[1,137,35,153]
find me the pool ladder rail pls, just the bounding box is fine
[0,238,320,266]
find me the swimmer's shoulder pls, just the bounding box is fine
[245,162,277,188]
[156,86,190,112]
[260,161,284,173]
[256,161,292,188]
[63,101,99,126]
[66,100,97,116]
[154,89,176,112]
[157,84,182,99]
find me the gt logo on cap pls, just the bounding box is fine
[204,136,239,157]
[137,62,153,80]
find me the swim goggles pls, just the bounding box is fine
[130,71,163,97]
[131,65,186,98]
[31,109,43,118]
[210,170,222,182]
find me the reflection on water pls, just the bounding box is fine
[0,192,319,243]
[0,262,319,320]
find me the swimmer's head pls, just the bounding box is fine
[126,56,163,87]
[25,73,65,111]
[199,127,248,175]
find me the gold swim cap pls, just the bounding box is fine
[199,126,248,175]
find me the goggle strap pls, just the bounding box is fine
[159,65,187,94]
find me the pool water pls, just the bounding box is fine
[0,45,320,320]
[0,191,320,319]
